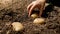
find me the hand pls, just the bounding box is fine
[27,0,46,17]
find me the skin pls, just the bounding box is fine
[27,0,46,17]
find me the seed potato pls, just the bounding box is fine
[31,14,38,18]
[33,18,45,24]
[12,22,24,31]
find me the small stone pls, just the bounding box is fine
[33,18,45,24]
[12,22,24,31]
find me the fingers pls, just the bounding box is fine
[37,5,41,17]
[39,3,45,17]
[29,5,36,16]
[27,3,33,12]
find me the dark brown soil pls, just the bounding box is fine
[0,0,60,34]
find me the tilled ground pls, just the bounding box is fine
[0,0,60,34]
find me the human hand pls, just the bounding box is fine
[27,0,46,17]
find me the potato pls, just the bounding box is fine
[12,22,24,31]
[31,14,38,18]
[33,18,45,24]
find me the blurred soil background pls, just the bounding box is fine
[0,0,60,34]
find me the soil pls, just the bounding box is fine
[0,0,60,34]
